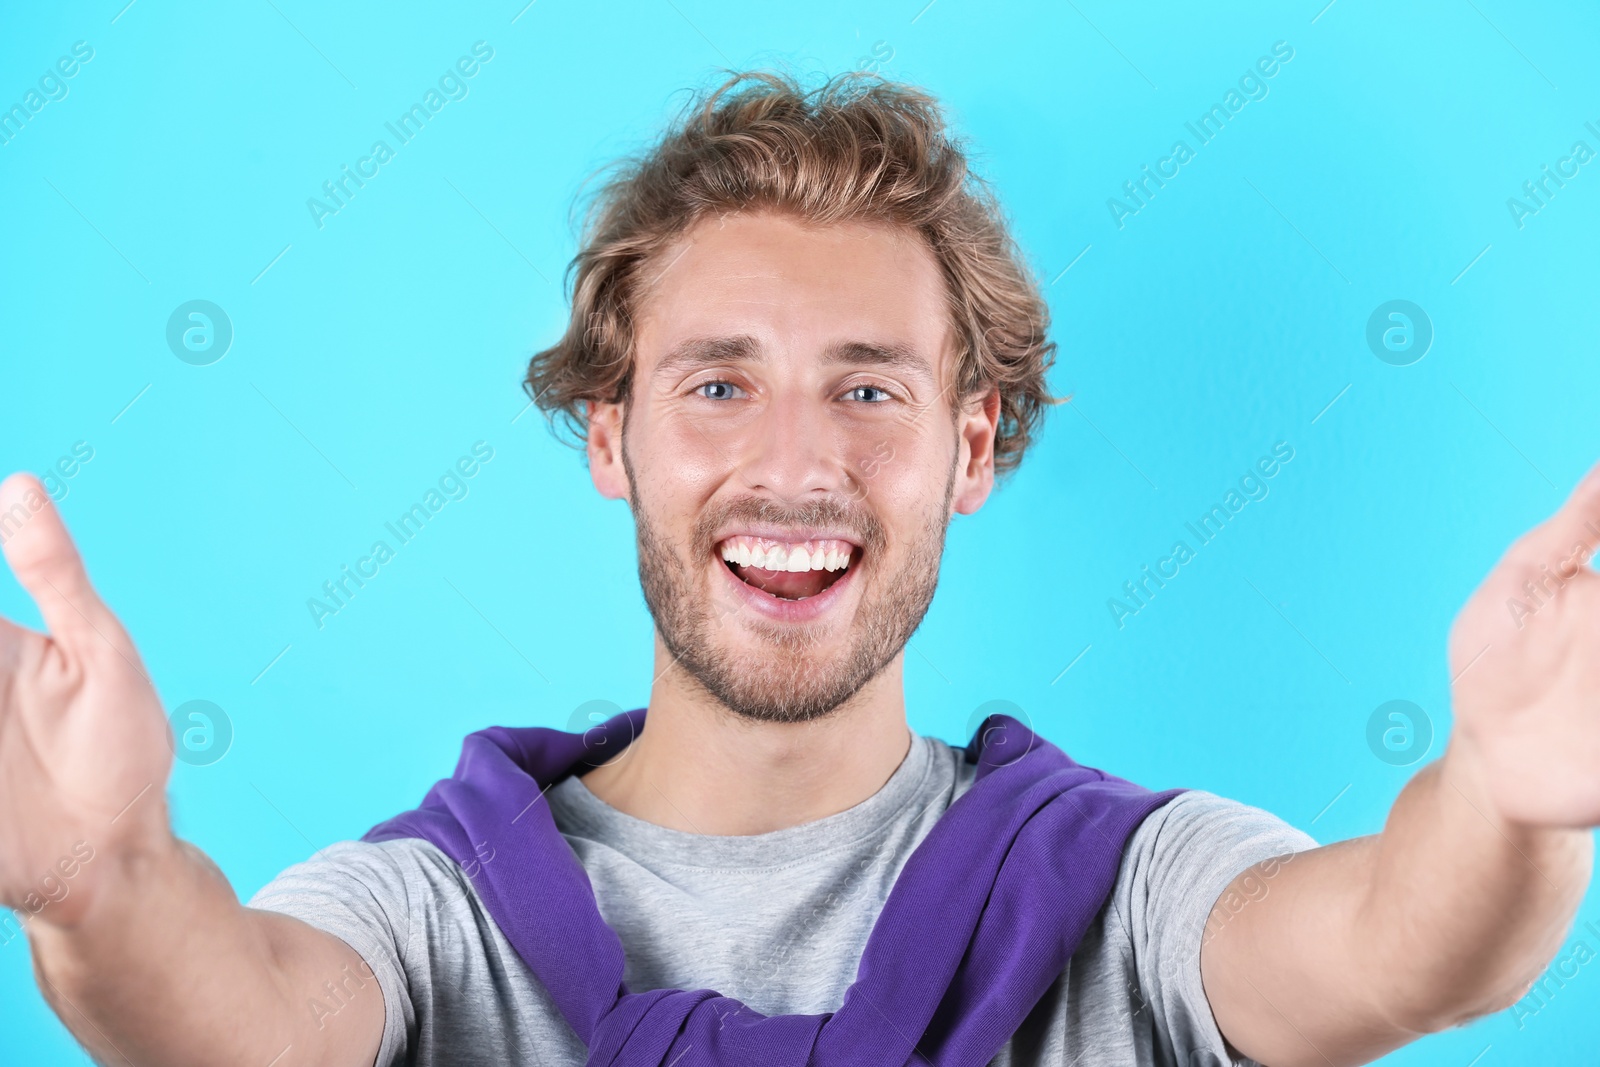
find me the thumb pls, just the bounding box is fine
[1495,460,1600,596]
[0,472,131,659]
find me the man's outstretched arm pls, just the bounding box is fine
[0,474,383,1067]
[1201,463,1600,1066]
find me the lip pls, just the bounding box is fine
[713,545,861,624]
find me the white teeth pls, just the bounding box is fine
[718,536,854,574]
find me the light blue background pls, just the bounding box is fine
[3,0,1598,1062]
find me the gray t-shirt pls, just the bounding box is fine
[249,732,1317,1066]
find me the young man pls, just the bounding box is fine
[0,71,1595,1067]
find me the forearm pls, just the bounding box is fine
[1356,734,1593,1030]
[27,821,381,1067]
[1206,740,1593,1067]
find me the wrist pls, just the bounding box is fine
[1437,729,1509,826]
[27,801,181,939]
[1436,731,1592,865]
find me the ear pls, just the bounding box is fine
[586,400,631,502]
[951,387,1002,516]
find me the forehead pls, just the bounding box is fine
[631,211,954,377]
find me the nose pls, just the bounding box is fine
[736,389,851,504]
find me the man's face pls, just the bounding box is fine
[587,211,999,725]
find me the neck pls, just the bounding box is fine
[578,637,914,835]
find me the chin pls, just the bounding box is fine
[676,628,887,726]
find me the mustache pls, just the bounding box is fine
[692,496,888,557]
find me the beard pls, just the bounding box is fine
[624,444,956,726]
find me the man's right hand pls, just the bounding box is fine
[0,473,175,926]
[0,473,383,1067]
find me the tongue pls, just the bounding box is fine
[733,563,834,600]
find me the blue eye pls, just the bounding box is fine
[848,385,891,403]
[698,381,743,400]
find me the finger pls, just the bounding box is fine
[1499,460,1600,584]
[0,472,130,658]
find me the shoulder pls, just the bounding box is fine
[1109,788,1318,942]
[1084,790,1317,1065]
[247,837,477,932]
[932,734,1319,934]
[1122,788,1318,874]
[935,735,1313,862]
[250,836,466,889]
[245,838,479,1067]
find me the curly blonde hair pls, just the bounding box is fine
[524,69,1060,476]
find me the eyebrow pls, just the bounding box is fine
[654,335,761,378]
[653,335,935,382]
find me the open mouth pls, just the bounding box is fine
[717,535,856,601]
